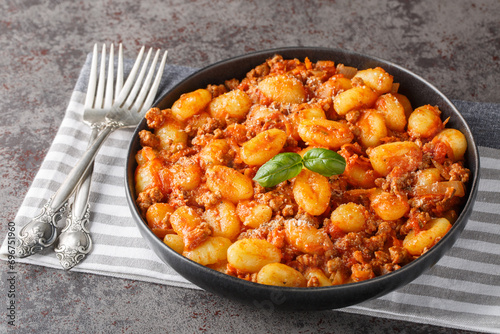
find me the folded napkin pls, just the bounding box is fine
[1,54,499,333]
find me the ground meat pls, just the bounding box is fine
[206,84,228,98]
[307,276,320,287]
[351,263,375,282]
[136,187,164,215]
[139,130,160,149]
[389,246,410,264]
[145,107,167,129]
[267,226,286,249]
[194,185,222,208]
[182,222,211,251]
[449,163,470,183]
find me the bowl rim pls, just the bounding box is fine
[125,46,480,305]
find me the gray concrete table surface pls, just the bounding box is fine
[1,0,499,333]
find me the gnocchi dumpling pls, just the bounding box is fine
[135,158,163,194]
[206,165,254,203]
[171,88,212,121]
[236,201,273,229]
[333,86,378,116]
[369,189,409,221]
[407,105,443,139]
[256,263,307,287]
[183,236,232,266]
[284,218,333,255]
[298,119,354,150]
[375,93,407,132]
[330,203,367,233]
[403,218,452,256]
[146,203,175,238]
[293,169,331,216]
[208,89,253,122]
[202,200,241,241]
[163,234,184,254]
[353,67,393,95]
[227,238,282,273]
[199,139,232,167]
[170,206,211,251]
[258,74,306,105]
[368,141,422,176]
[240,129,287,166]
[432,128,467,161]
[356,109,388,148]
[155,120,188,151]
[303,268,332,287]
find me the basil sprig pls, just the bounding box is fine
[253,152,304,188]
[302,148,346,177]
[253,148,346,187]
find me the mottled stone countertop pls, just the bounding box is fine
[1,0,499,333]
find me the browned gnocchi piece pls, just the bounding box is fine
[408,105,443,139]
[293,169,331,216]
[403,218,452,256]
[375,93,407,132]
[333,86,379,116]
[298,119,354,149]
[208,89,253,122]
[353,67,393,95]
[171,88,212,121]
[330,203,367,233]
[368,141,422,176]
[240,129,287,166]
[256,263,307,287]
[356,109,388,148]
[432,128,468,161]
[206,165,254,203]
[258,74,306,104]
[284,218,333,255]
[227,238,282,273]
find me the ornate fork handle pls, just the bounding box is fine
[54,125,99,269]
[54,196,92,269]
[16,121,120,257]
[16,195,68,257]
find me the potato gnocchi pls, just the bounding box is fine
[135,55,470,287]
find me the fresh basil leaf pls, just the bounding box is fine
[303,148,346,177]
[253,152,303,187]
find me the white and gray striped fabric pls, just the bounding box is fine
[1,56,499,333]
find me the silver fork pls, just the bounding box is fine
[54,44,124,269]
[17,46,168,258]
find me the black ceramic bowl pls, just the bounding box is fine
[125,47,479,311]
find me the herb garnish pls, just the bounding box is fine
[253,148,346,187]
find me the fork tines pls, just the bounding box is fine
[114,46,168,114]
[85,43,124,110]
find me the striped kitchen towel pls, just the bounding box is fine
[1,54,499,333]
